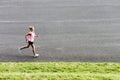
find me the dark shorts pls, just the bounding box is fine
[28,41,34,45]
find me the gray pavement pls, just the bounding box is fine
[0,0,120,62]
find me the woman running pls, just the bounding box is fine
[19,26,39,58]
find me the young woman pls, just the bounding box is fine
[19,26,39,57]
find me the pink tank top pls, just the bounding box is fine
[29,32,35,42]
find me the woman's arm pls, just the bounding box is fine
[25,32,31,42]
[35,35,39,37]
[35,33,39,37]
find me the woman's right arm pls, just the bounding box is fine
[25,32,30,42]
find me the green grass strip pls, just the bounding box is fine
[0,73,120,80]
[0,62,119,80]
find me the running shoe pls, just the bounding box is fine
[18,48,22,54]
[33,53,39,58]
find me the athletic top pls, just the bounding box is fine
[28,32,35,42]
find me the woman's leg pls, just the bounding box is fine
[31,44,36,55]
[31,44,39,57]
[21,43,30,50]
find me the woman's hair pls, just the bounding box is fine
[29,26,35,31]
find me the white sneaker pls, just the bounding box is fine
[18,48,22,54]
[33,53,39,58]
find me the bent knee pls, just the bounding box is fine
[25,46,29,48]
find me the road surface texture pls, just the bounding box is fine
[0,0,120,62]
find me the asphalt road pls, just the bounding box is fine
[0,0,120,62]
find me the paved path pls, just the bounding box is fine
[0,0,120,62]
